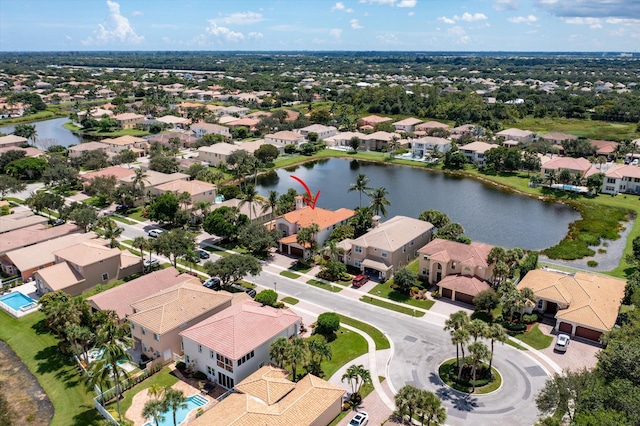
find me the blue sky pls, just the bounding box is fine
[1,0,639,52]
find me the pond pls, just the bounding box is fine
[255,158,580,250]
[0,117,82,148]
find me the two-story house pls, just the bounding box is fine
[541,157,593,177]
[411,136,451,158]
[297,124,338,140]
[601,164,640,195]
[180,300,302,389]
[496,128,534,145]
[151,179,217,205]
[264,130,305,148]
[393,117,422,133]
[276,197,355,258]
[460,141,494,166]
[33,241,142,296]
[339,216,434,281]
[417,238,495,304]
[190,122,230,139]
[113,113,145,129]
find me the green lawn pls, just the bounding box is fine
[306,279,343,293]
[359,296,426,317]
[514,324,554,350]
[505,339,528,351]
[0,310,104,426]
[110,215,135,225]
[202,246,232,258]
[320,328,368,380]
[336,314,391,350]
[368,281,434,310]
[438,358,502,394]
[280,270,300,279]
[281,297,299,305]
[125,207,146,222]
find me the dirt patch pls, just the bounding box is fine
[0,340,54,425]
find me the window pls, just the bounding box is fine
[407,255,410,262]
[217,354,233,372]
[101,273,108,281]
[537,299,543,309]
[130,323,135,330]
[451,262,457,269]
[76,265,81,272]
[402,245,407,253]
[210,350,215,359]
[142,343,147,351]
[410,240,414,246]
[141,327,146,336]
[99,259,103,264]
[181,341,183,351]
[217,372,234,389]
[354,259,361,267]
[423,255,429,260]
[238,350,255,366]
[207,366,214,375]
[354,246,362,254]
[154,333,160,341]
[198,344,202,353]
[607,178,616,183]
[381,251,388,258]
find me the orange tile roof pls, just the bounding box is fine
[280,206,355,230]
[438,274,491,297]
[81,166,136,182]
[418,238,494,269]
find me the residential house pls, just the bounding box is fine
[197,141,268,167]
[213,198,273,223]
[339,215,433,280]
[358,115,392,129]
[264,131,305,148]
[411,136,451,157]
[0,210,47,234]
[217,106,249,117]
[0,223,81,256]
[539,132,577,146]
[190,122,230,139]
[87,267,192,318]
[95,88,115,99]
[601,164,640,194]
[151,179,217,204]
[113,113,145,130]
[191,365,344,426]
[496,128,534,145]
[80,166,136,188]
[155,115,190,129]
[360,131,398,151]
[180,300,302,389]
[276,197,355,258]
[1,231,99,281]
[517,269,625,342]
[590,140,619,160]
[0,101,25,118]
[68,141,110,158]
[0,146,44,158]
[323,131,365,149]
[414,121,450,136]
[393,117,422,133]
[0,135,28,149]
[101,135,149,156]
[120,169,189,189]
[145,133,198,150]
[541,157,592,177]
[76,107,114,122]
[460,141,494,166]
[417,238,495,304]
[128,280,242,363]
[34,241,142,296]
[297,124,338,140]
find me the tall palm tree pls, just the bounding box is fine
[387,135,401,159]
[147,384,166,401]
[544,170,558,187]
[369,187,391,217]
[85,358,112,399]
[182,248,200,273]
[164,388,188,426]
[444,310,470,370]
[348,173,372,208]
[341,364,371,400]
[142,399,165,426]
[269,337,289,368]
[238,184,261,221]
[394,384,420,422]
[466,319,489,342]
[132,168,149,199]
[488,323,508,373]
[452,328,470,378]
[321,240,344,262]
[285,338,308,382]
[262,190,279,218]
[417,389,447,426]
[193,199,211,223]
[97,217,123,248]
[468,341,491,392]
[103,340,132,422]
[307,337,332,377]
[132,236,150,264]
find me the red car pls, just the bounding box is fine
[352,274,369,288]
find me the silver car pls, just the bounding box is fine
[554,333,570,352]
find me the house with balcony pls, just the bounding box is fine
[393,117,422,133]
[190,122,230,139]
[601,164,640,195]
[496,128,534,145]
[460,141,494,166]
[264,130,305,148]
[180,300,302,389]
[339,216,433,281]
[411,136,451,158]
[417,238,495,304]
[297,124,338,141]
[276,197,355,258]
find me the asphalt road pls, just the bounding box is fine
[248,269,548,426]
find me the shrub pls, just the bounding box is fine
[176,361,186,371]
[522,314,538,324]
[315,312,340,339]
[431,290,441,298]
[587,260,598,267]
[192,371,207,380]
[254,289,278,307]
[284,144,297,154]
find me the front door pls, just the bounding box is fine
[163,348,172,362]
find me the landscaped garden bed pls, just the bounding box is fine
[438,358,502,394]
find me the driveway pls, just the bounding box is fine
[537,323,601,371]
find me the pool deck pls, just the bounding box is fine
[0,282,40,318]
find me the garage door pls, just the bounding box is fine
[558,322,572,334]
[441,288,453,299]
[290,246,304,257]
[575,326,602,342]
[455,292,475,305]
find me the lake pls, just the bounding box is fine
[256,158,580,250]
[0,117,82,148]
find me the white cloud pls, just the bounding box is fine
[82,1,144,45]
[456,12,488,22]
[563,17,602,29]
[438,16,456,25]
[361,0,396,5]
[448,26,470,44]
[375,33,402,45]
[493,0,518,11]
[397,0,417,7]
[131,10,143,16]
[408,11,415,16]
[219,11,264,25]
[350,19,363,29]
[248,32,263,39]
[606,17,640,25]
[206,21,245,42]
[332,2,354,12]
[508,15,538,24]
[330,28,343,38]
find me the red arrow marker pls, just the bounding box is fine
[290,175,321,209]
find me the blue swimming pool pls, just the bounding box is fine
[0,292,37,311]
[144,394,208,426]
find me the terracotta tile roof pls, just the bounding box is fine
[265,131,304,142]
[540,132,578,141]
[53,241,119,266]
[0,211,47,233]
[68,141,109,153]
[0,135,28,146]
[605,164,640,179]
[438,274,491,297]
[119,169,189,187]
[81,166,136,182]
[517,269,625,331]
[415,121,450,130]
[363,131,396,141]
[180,300,301,360]
[35,261,86,291]
[351,216,433,252]
[461,141,494,153]
[281,206,355,230]
[191,365,344,426]
[190,122,229,132]
[359,115,392,124]
[542,156,592,172]
[227,117,260,127]
[5,232,99,272]
[496,128,534,137]
[114,112,144,121]
[393,117,422,126]
[0,223,81,255]
[101,135,147,146]
[418,238,494,269]
[154,179,216,196]
[128,280,232,334]
[87,267,191,318]
[234,366,294,404]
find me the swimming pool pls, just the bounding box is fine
[144,394,208,426]
[0,292,37,312]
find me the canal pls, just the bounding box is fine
[0,117,82,148]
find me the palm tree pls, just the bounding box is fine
[388,135,401,159]
[132,168,149,199]
[269,337,289,368]
[164,388,188,426]
[452,328,470,378]
[262,190,279,218]
[394,385,420,423]
[147,384,166,401]
[307,337,332,377]
[466,318,489,342]
[341,364,370,401]
[417,389,447,426]
[285,338,308,381]
[444,311,470,369]
[468,341,491,392]
[348,173,372,208]
[102,340,132,422]
[238,184,261,221]
[97,217,123,248]
[182,248,200,273]
[177,191,192,211]
[142,399,166,426]
[132,236,150,264]
[369,186,391,217]
[321,240,344,262]
[488,323,508,373]
[211,170,226,187]
[543,170,558,187]
[193,199,211,223]
[84,358,112,399]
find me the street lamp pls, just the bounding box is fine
[274,281,277,292]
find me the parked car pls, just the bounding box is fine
[197,249,210,259]
[230,283,256,298]
[349,411,369,426]
[143,258,159,268]
[554,333,570,352]
[203,277,221,290]
[51,218,66,227]
[148,229,164,238]
[352,274,369,288]
[115,204,128,213]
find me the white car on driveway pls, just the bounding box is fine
[554,333,570,352]
[148,229,164,238]
[349,411,369,426]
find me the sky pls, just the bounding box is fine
[1,0,639,52]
